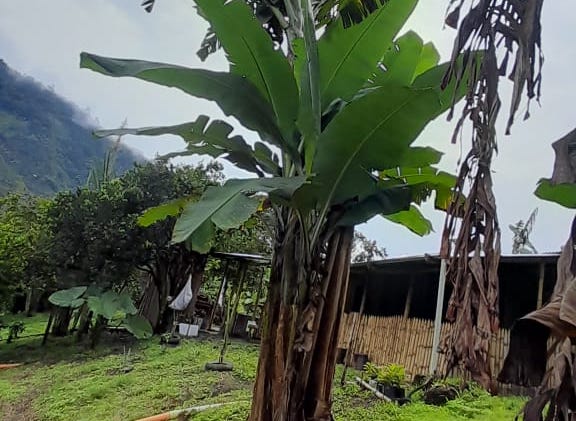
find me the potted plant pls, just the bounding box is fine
[362,362,380,389]
[376,364,406,400]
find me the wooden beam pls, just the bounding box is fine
[340,282,368,385]
[537,262,545,309]
[403,278,414,319]
[207,260,230,331]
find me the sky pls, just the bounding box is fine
[0,0,574,257]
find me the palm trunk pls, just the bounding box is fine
[249,218,353,421]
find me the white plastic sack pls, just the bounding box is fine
[169,277,193,311]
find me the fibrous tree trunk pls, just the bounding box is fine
[249,210,353,421]
[440,0,545,391]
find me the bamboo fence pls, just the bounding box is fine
[338,313,512,383]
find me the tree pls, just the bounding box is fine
[352,231,386,263]
[0,194,52,313]
[81,0,467,418]
[509,208,538,254]
[48,161,222,333]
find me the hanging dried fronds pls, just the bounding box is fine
[440,0,545,391]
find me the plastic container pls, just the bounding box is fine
[178,323,199,337]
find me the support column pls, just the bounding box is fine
[536,262,545,309]
[403,277,414,319]
[340,281,367,384]
[429,258,447,375]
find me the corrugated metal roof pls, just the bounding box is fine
[351,252,560,269]
[211,251,270,264]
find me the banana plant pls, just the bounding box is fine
[80,0,469,418]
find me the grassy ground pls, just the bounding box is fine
[0,314,526,421]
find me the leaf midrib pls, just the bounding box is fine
[321,5,387,103]
[323,90,423,209]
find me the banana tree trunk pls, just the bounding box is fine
[249,219,353,421]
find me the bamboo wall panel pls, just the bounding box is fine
[338,313,514,383]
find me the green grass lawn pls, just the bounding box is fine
[0,314,526,421]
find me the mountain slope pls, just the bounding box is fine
[0,59,141,196]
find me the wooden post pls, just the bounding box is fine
[403,277,414,319]
[340,281,367,384]
[429,258,447,374]
[219,262,247,363]
[537,262,545,309]
[207,260,230,331]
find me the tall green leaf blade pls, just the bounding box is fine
[384,205,433,236]
[96,117,276,176]
[535,180,576,208]
[313,85,441,206]
[195,0,298,142]
[80,53,284,148]
[173,177,306,243]
[414,42,440,78]
[295,0,321,173]
[336,185,413,226]
[318,0,417,108]
[370,31,425,87]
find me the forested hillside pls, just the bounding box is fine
[0,59,140,195]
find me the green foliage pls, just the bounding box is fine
[0,319,25,343]
[317,0,417,107]
[47,161,217,290]
[377,364,406,387]
[173,177,305,247]
[362,362,405,386]
[82,0,469,251]
[0,193,52,310]
[48,286,87,308]
[0,59,139,196]
[49,286,152,339]
[535,179,576,208]
[0,327,524,421]
[363,362,380,379]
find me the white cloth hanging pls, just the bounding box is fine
[169,277,193,311]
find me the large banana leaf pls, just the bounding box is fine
[370,31,440,87]
[194,0,298,143]
[313,85,442,207]
[173,177,307,243]
[535,180,576,209]
[80,53,285,150]
[317,0,417,108]
[96,116,280,176]
[336,165,455,232]
[384,205,433,236]
[295,0,322,173]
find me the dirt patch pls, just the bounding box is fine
[1,388,40,421]
[210,373,250,397]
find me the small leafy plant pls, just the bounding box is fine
[0,320,25,343]
[363,362,381,380]
[377,363,406,387]
[48,286,152,339]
